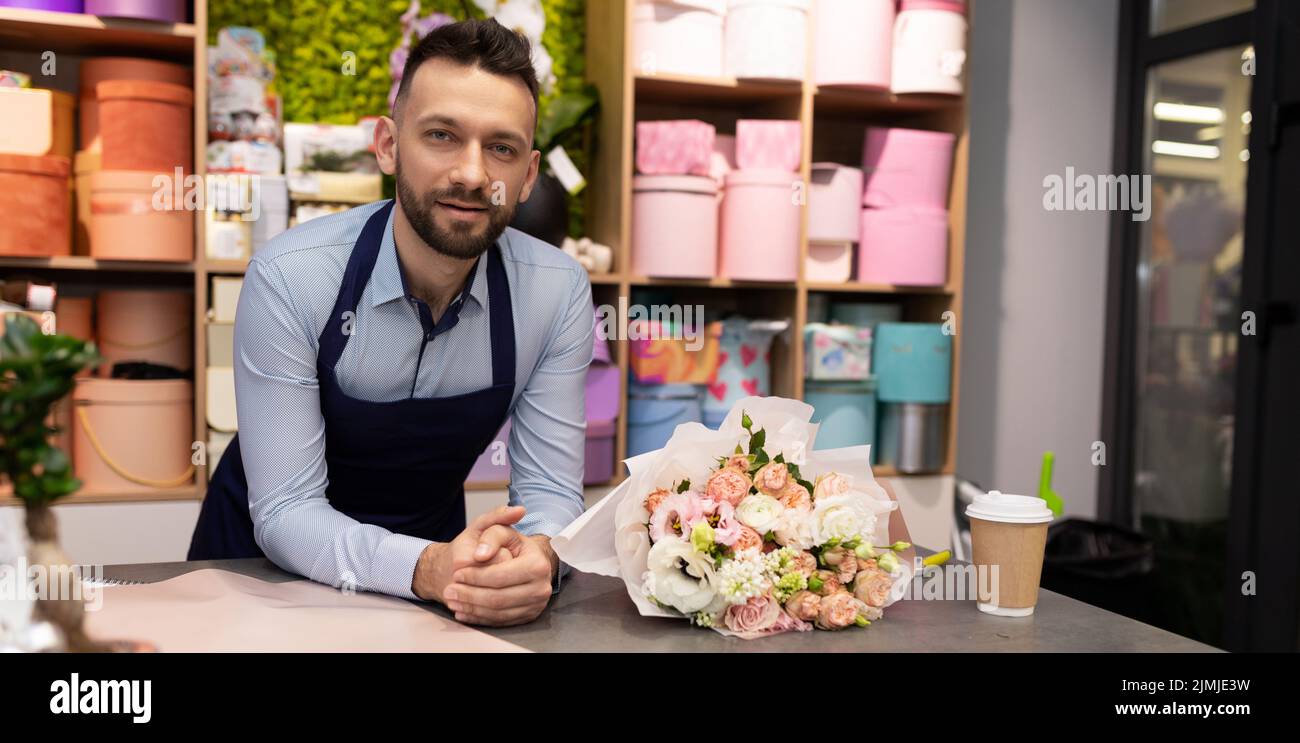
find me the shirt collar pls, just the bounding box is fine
[370,205,491,310]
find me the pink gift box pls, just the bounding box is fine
[858,206,949,286]
[862,126,956,209]
[636,119,716,176]
[735,119,801,172]
[719,168,800,281]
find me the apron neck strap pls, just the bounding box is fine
[319,200,515,392]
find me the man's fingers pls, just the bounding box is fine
[450,544,511,573]
[443,580,551,613]
[467,505,525,534]
[453,552,550,589]
[452,604,540,627]
[449,597,546,626]
[473,524,525,562]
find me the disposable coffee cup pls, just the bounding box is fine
[965,490,1054,617]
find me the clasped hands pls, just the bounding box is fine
[412,505,559,627]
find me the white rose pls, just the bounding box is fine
[734,494,785,534]
[643,537,720,615]
[772,506,815,550]
[810,492,878,546]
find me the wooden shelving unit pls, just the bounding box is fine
[0,5,207,507]
[3,1,968,506]
[579,0,970,484]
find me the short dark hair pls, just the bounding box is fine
[394,18,539,123]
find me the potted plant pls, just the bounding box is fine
[0,313,102,652]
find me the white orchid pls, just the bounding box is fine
[474,0,556,94]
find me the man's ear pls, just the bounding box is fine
[374,115,399,176]
[517,148,542,204]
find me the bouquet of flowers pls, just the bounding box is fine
[553,397,914,638]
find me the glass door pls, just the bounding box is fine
[1132,44,1252,644]
[1101,0,1300,650]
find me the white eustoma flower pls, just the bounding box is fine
[643,537,720,615]
[772,506,815,550]
[810,491,879,546]
[734,493,785,534]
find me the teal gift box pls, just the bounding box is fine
[872,322,952,403]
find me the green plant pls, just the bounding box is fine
[208,0,591,236]
[0,315,99,506]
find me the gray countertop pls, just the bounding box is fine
[103,557,1218,652]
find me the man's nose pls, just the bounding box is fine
[449,144,490,193]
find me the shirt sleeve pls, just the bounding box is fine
[234,257,429,600]
[506,267,593,551]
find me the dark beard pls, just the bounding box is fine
[394,161,515,260]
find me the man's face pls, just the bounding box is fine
[381,57,539,260]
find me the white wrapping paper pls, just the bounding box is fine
[552,396,915,633]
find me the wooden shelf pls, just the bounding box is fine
[587,272,622,285]
[0,255,195,272]
[805,281,956,295]
[629,275,799,289]
[0,484,200,507]
[0,6,196,59]
[812,86,964,117]
[635,73,802,106]
[205,259,249,275]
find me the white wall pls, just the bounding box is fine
[958,0,1119,518]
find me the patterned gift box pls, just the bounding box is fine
[735,119,802,172]
[635,119,716,176]
[803,323,873,381]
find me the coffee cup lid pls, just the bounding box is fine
[965,490,1054,524]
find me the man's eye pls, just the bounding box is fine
[428,130,452,141]
[492,144,515,156]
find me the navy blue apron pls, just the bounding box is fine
[188,201,515,560]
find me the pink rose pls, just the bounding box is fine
[705,466,752,507]
[753,462,791,497]
[853,569,894,608]
[783,590,822,621]
[644,487,671,515]
[780,482,812,511]
[648,491,706,542]
[809,569,842,596]
[813,472,851,501]
[816,591,861,630]
[724,594,783,635]
[789,551,818,577]
[732,525,763,554]
[821,545,858,584]
[773,610,814,633]
[725,454,751,471]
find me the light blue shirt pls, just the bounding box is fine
[233,200,592,600]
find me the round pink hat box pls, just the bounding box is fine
[96,289,193,375]
[859,207,949,286]
[862,127,956,210]
[808,162,864,243]
[632,174,719,279]
[72,378,195,493]
[720,168,800,282]
[813,0,894,88]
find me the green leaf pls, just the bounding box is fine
[749,428,766,452]
[774,453,784,464]
[741,412,752,430]
[676,479,691,494]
